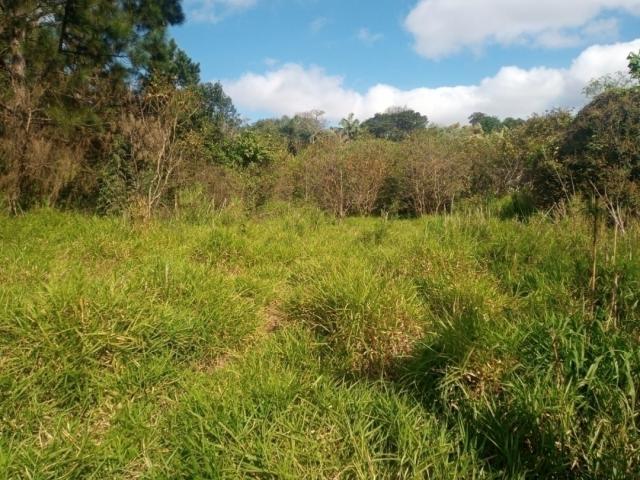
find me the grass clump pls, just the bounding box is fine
[288,260,426,377]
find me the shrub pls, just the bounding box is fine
[561,88,640,213]
[301,137,394,217]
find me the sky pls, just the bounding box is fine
[171,0,640,125]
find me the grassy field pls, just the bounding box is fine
[1,204,639,479]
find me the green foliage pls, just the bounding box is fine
[561,87,640,211]
[502,117,525,129]
[498,191,537,220]
[467,113,526,134]
[0,0,204,212]
[362,107,428,141]
[338,113,362,140]
[148,39,201,87]
[195,81,242,134]
[629,50,640,80]
[583,71,637,98]
[220,130,279,168]
[516,109,574,208]
[9,0,191,88]
[251,111,326,154]
[469,112,504,133]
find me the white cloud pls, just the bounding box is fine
[310,17,329,34]
[404,0,640,59]
[357,28,384,45]
[186,0,258,23]
[223,39,640,124]
[583,18,620,39]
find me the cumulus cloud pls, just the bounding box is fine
[404,0,640,59]
[185,0,258,23]
[223,39,640,124]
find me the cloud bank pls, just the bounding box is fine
[404,0,640,59]
[223,39,640,124]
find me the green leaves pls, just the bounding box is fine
[362,107,428,141]
[628,50,640,81]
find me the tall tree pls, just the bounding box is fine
[468,112,503,133]
[362,107,427,141]
[561,88,640,212]
[196,82,241,132]
[0,0,197,211]
[253,111,326,154]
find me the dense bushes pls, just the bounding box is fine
[2,60,640,221]
[2,0,639,220]
[296,137,394,216]
[398,129,472,214]
[561,87,640,213]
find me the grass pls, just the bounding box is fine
[0,203,639,478]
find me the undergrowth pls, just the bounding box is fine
[0,205,638,478]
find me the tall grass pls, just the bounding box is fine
[1,205,638,478]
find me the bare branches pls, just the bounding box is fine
[116,84,200,219]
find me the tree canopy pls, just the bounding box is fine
[468,112,503,133]
[629,50,640,80]
[561,87,640,210]
[362,107,428,141]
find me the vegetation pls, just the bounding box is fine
[1,204,639,478]
[1,2,639,221]
[361,107,428,141]
[2,2,640,478]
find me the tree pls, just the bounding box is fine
[629,50,640,80]
[253,111,326,154]
[195,82,241,136]
[58,0,188,85]
[502,117,525,129]
[399,131,470,215]
[338,113,361,140]
[561,88,640,212]
[148,39,201,88]
[583,71,636,98]
[0,0,198,211]
[362,107,427,141]
[468,112,503,133]
[514,110,573,207]
[302,137,393,216]
[97,83,203,218]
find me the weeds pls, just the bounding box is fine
[1,206,638,478]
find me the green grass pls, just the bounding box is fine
[1,204,639,478]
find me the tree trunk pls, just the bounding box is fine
[9,22,28,108]
[6,3,32,213]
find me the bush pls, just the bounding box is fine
[561,88,640,213]
[301,136,394,217]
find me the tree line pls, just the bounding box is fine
[1,1,639,221]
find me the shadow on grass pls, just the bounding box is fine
[387,311,581,479]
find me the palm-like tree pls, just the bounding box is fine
[339,113,361,140]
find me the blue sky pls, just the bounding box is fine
[172,0,640,124]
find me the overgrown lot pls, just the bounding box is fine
[1,205,639,479]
